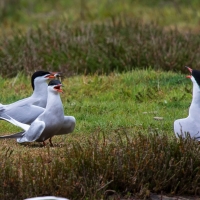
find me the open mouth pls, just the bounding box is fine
[54,84,63,92]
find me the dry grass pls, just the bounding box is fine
[0,131,200,200]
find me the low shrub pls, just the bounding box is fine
[1,131,200,199]
[0,18,200,77]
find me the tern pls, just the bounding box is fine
[0,80,76,146]
[0,71,59,124]
[24,196,69,200]
[174,66,200,140]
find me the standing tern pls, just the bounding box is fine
[25,196,69,200]
[0,71,59,124]
[174,66,200,140]
[0,80,76,146]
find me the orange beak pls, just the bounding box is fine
[46,72,60,79]
[185,66,192,79]
[54,84,63,93]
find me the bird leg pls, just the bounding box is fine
[43,141,46,146]
[49,137,54,147]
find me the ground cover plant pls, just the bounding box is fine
[1,18,200,77]
[0,70,199,199]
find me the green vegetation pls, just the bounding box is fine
[1,20,200,77]
[0,70,197,199]
[1,0,200,30]
[0,70,191,135]
[0,0,200,199]
[0,0,200,77]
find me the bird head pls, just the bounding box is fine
[48,80,63,93]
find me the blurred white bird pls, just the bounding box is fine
[0,71,59,124]
[24,196,69,200]
[174,66,200,140]
[0,80,75,146]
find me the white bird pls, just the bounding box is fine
[0,71,59,124]
[0,80,75,146]
[174,66,200,140]
[24,196,69,200]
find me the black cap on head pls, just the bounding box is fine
[192,69,200,86]
[48,79,61,86]
[31,71,50,90]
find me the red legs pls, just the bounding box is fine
[49,137,54,147]
[42,138,53,147]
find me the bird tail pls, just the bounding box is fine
[0,131,25,139]
[0,114,30,131]
[0,104,5,113]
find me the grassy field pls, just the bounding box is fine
[0,69,191,136]
[0,70,198,199]
[0,0,200,199]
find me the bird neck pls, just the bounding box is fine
[31,82,48,98]
[189,83,200,117]
[191,83,200,103]
[46,89,62,110]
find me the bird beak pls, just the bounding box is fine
[46,72,61,79]
[185,66,192,79]
[185,66,192,73]
[52,72,62,78]
[54,84,63,93]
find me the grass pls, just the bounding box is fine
[0,69,191,135]
[2,0,200,33]
[1,1,200,77]
[1,18,200,77]
[0,69,198,199]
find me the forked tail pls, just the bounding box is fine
[0,131,25,139]
[0,114,30,131]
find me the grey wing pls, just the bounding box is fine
[32,99,44,106]
[56,116,76,135]
[0,104,45,124]
[17,120,45,143]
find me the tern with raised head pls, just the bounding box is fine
[174,66,200,140]
[0,80,75,146]
[0,71,59,124]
